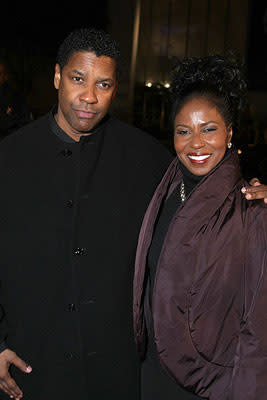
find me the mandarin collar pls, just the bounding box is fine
[48,104,110,144]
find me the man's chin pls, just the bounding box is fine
[75,122,98,134]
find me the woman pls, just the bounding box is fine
[133,54,267,399]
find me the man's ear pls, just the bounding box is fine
[54,64,61,90]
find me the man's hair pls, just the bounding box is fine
[56,27,121,76]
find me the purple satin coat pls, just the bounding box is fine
[133,151,267,399]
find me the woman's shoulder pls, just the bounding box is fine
[238,179,267,231]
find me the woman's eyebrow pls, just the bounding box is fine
[200,121,218,126]
[174,123,190,128]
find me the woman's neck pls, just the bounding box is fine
[180,162,205,197]
[179,149,230,197]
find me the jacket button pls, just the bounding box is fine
[73,247,87,256]
[68,303,76,312]
[62,149,72,157]
[66,199,73,208]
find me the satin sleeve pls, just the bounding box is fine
[230,203,267,399]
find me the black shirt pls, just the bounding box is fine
[141,165,204,400]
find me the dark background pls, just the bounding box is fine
[247,1,267,90]
[0,1,109,114]
[1,1,266,111]
[0,2,109,53]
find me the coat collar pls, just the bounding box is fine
[46,106,110,156]
[174,149,242,223]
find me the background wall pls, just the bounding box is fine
[107,0,267,179]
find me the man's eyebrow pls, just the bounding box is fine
[70,70,114,83]
[71,69,86,76]
[97,77,114,82]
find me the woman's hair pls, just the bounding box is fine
[170,53,247,132]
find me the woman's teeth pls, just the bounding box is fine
[188,154,211,161]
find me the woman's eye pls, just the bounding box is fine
[203,127,217,133]
[176,129,189,135]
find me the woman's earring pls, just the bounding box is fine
[227,142,232,149]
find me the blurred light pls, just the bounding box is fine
[237,149,242,155]
[164,82,170,88]
[145,81,152,87]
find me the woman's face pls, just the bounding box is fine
[174,97,232,176]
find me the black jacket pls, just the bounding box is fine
[0,110,172,399]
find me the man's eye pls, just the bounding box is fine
[73,76,83,82]
[99,82,111,89]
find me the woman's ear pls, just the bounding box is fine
[227,126,233,146]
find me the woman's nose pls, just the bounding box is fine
[190,132,204,148]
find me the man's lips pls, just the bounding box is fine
[187,153,211,164]
[74,109,97,119]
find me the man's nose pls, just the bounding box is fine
[79,86,98,104]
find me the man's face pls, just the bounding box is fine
[54,51,117,140]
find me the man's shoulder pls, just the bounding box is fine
[106,117,174,177]
[107,116,156,140]
[107,117,172,156]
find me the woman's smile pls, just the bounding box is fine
[187,153,212,164]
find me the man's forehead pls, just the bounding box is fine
[66,51,116,71]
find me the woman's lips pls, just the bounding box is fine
[187,154,211,164]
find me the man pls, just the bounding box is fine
[0,28,265,400]
[0,59,29,139]
[0,28,173,400]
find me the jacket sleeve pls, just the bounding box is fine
[0,150,9,352]
[230,204,267,399]
[0,341,7,353]
[0,304,8,353]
